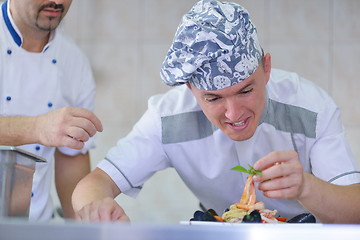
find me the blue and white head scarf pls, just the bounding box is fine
[160,0,263,91]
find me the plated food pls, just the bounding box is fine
[190,165,316,224]
[222,174,281,223]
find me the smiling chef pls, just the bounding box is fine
[72,0,360,223]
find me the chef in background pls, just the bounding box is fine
[0,0,103,221]
[72,0,360,223]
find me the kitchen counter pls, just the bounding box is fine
[1,219,359,240]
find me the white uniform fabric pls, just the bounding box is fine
[98,68,360,221]
[0,0,96,220]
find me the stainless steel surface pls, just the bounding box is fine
[0,220,360,240]
[0,146,46,218]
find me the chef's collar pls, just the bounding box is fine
[2,0,55,52]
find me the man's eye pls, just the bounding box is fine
[205,97,219,102]
[242,88,253,94]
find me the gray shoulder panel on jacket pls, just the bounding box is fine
[262,99,317,138]
[161,111,217,144]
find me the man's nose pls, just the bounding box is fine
[224,99,242,121]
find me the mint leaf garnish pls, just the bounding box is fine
[231,164,262,176]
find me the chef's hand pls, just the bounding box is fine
[75,197,130,222]
[35,107,103,150]
[253,150,306,200]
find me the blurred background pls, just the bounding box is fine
[56,0,360,223]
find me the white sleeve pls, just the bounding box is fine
[310,101,360,185]
[97,107,170,198]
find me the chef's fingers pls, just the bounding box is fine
[253,150,298,172]
[117,214,130,222]
[75,203,111,222]
[75,205,92,222]
[68,117,99,139]
[75,211,90,222]
[66,126,91,143]
[75,212,81,221]
[96,199,129,222]
[256,160,302,183]
[70,108,103,132]
[62,135,85,150]
[89,206,101,222]
[257,173,302,194]
[111,206,130,222]
[75,203,130,222]
[97,205,114,222]
[260,186,300,200]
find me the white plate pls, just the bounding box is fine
[180,221,243,226]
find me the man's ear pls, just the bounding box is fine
[263,53,271,83]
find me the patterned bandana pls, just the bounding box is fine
[160,0,262,91]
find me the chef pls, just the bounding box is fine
[72,0,360,223]
[0,0,102,221]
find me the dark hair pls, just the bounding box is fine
[260,48,265,69]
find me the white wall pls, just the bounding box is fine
[60,0,360,223]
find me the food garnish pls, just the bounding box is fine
[231,164,262,176]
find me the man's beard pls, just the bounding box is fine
[36,2,64,31]
[35,17,62,31]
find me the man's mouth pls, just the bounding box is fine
[231,120,246,127]
[39,2,64,13]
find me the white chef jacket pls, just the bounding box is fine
[98,68,360,221]
[0,0,96,220]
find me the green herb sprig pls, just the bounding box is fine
[231,164,262,176]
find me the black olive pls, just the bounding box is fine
[190,210,217,222]
[202,211,217,222]
[207,209,219,216]
[191,210,204,221]
[287,213,316,223]
[242,210,262,223]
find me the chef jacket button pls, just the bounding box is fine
[35,145,40,151]
[52,59,57,64]
[48,102,53,107]
[31,192,34,198]
[7,49,12,55]
[6,96,11,101]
